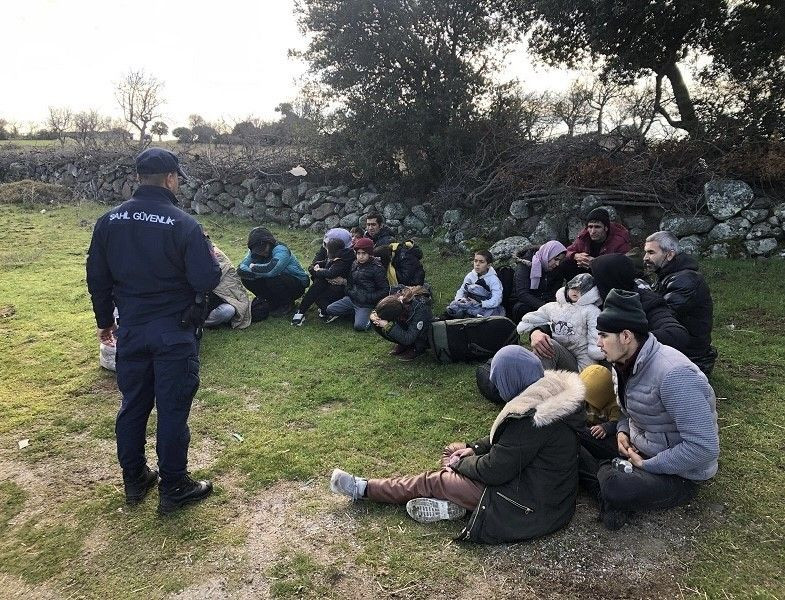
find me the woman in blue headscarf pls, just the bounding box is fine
[329,345,586,544]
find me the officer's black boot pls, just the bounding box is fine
[158,475,213,516]
[124,466,159,506]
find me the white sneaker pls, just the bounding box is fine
[329,468,366,500]
[291,312,305,326]
[406,498,466,523]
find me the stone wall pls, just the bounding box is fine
[2,150,784,259]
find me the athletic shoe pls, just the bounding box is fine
[389,344,405,356]
[291,312,305,326]
[317,309,325,319]
[406,498,466,523]
[601,508,629,531]
[123,466,159,506]
[329,468,366,500]
[324,315,340,324]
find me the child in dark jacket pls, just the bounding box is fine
[324,237,389,331]
[370,286,433,361]
[291,236,355,326]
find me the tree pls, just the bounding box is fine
[295,0,523,186]
[697,1,785,140]
[518,0,728,138]
[191,124,217,144]
[171,127,194,144]
[586,77,623,135]
[551,81,593,137]
[151,121,169,141]
[114,69,165,149]
[47,106,73,147]
[73,110,103,147]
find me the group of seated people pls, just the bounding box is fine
[325,207,720,541]
[127,205,719,541]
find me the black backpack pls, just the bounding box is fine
[391,241,426,286]
[428,316,520,364]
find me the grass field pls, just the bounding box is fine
[0,201,783,599]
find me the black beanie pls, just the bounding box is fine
[587,208,611,228]
[247,227,277,252]
[597,289,649,334]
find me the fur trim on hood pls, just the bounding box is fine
[489,370,585,442]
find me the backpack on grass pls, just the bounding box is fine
[428,316,519,364]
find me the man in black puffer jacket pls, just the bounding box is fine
[644,231,717,374]
[590,254,691,356]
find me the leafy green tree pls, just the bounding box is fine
[151,121,169,141]
[697,1,785,140]
[171,127,194,144]
[518,0,727,138]
[295,0,522,186]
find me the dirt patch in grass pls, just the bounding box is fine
[163,482,707,600]
[0,180,72,206]
[0,574,61,600]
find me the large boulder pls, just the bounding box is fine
[411,203,434,224]
[324,215,341,229]
[580,195,604,218]
[403,214,426,234]
[265,191,283,208]
[307,191,329,209]
[312,203,337,220]
[745,238,778,257]
[708,243,730,258]
[677,235,702,256]
[659,214,716,237]
[344,198,362,214]
[192,202,211,215]
[329,185,350,197]
[489,236,532,261]
[216,193,234,208]
[442,209,463,227]
[299,214,315,228]
[773,203,785,221]
[705,179,754,220]
[383,201,408,222]
[266,207,292,225]
[281,187,297,207]
[746,222,782,240]
[252,204,267,221]
[741,208,770,224]
[509,199,531,220]
[358,192,379,207]
[340,212,360,228]
[529,213,567,246]
[707,216,752,242]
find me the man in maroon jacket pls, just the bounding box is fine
[565,208,631,274]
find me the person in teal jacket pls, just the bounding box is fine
[237,226,308,315]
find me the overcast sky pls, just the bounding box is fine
[3,0,573,132]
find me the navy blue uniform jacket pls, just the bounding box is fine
[86,185,221,329]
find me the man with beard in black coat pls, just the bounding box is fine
[643,231,718,375]
[588,254,691,356]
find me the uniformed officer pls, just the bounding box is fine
[86,148,221,515]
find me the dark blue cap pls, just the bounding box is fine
[135,147,188,179]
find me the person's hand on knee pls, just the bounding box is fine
[530,330,555,360]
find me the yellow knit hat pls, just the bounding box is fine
[580,365,615,410]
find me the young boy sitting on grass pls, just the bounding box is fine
[323,237,389,331]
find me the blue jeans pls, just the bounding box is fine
[325,296,372,331]
[205,303,235,327]
[115,316,200,490]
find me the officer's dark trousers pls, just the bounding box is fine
[579,447,699,513]
[241,274,306,309]
[115,316,200,490]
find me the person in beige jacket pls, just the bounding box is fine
[205,245,252,329]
